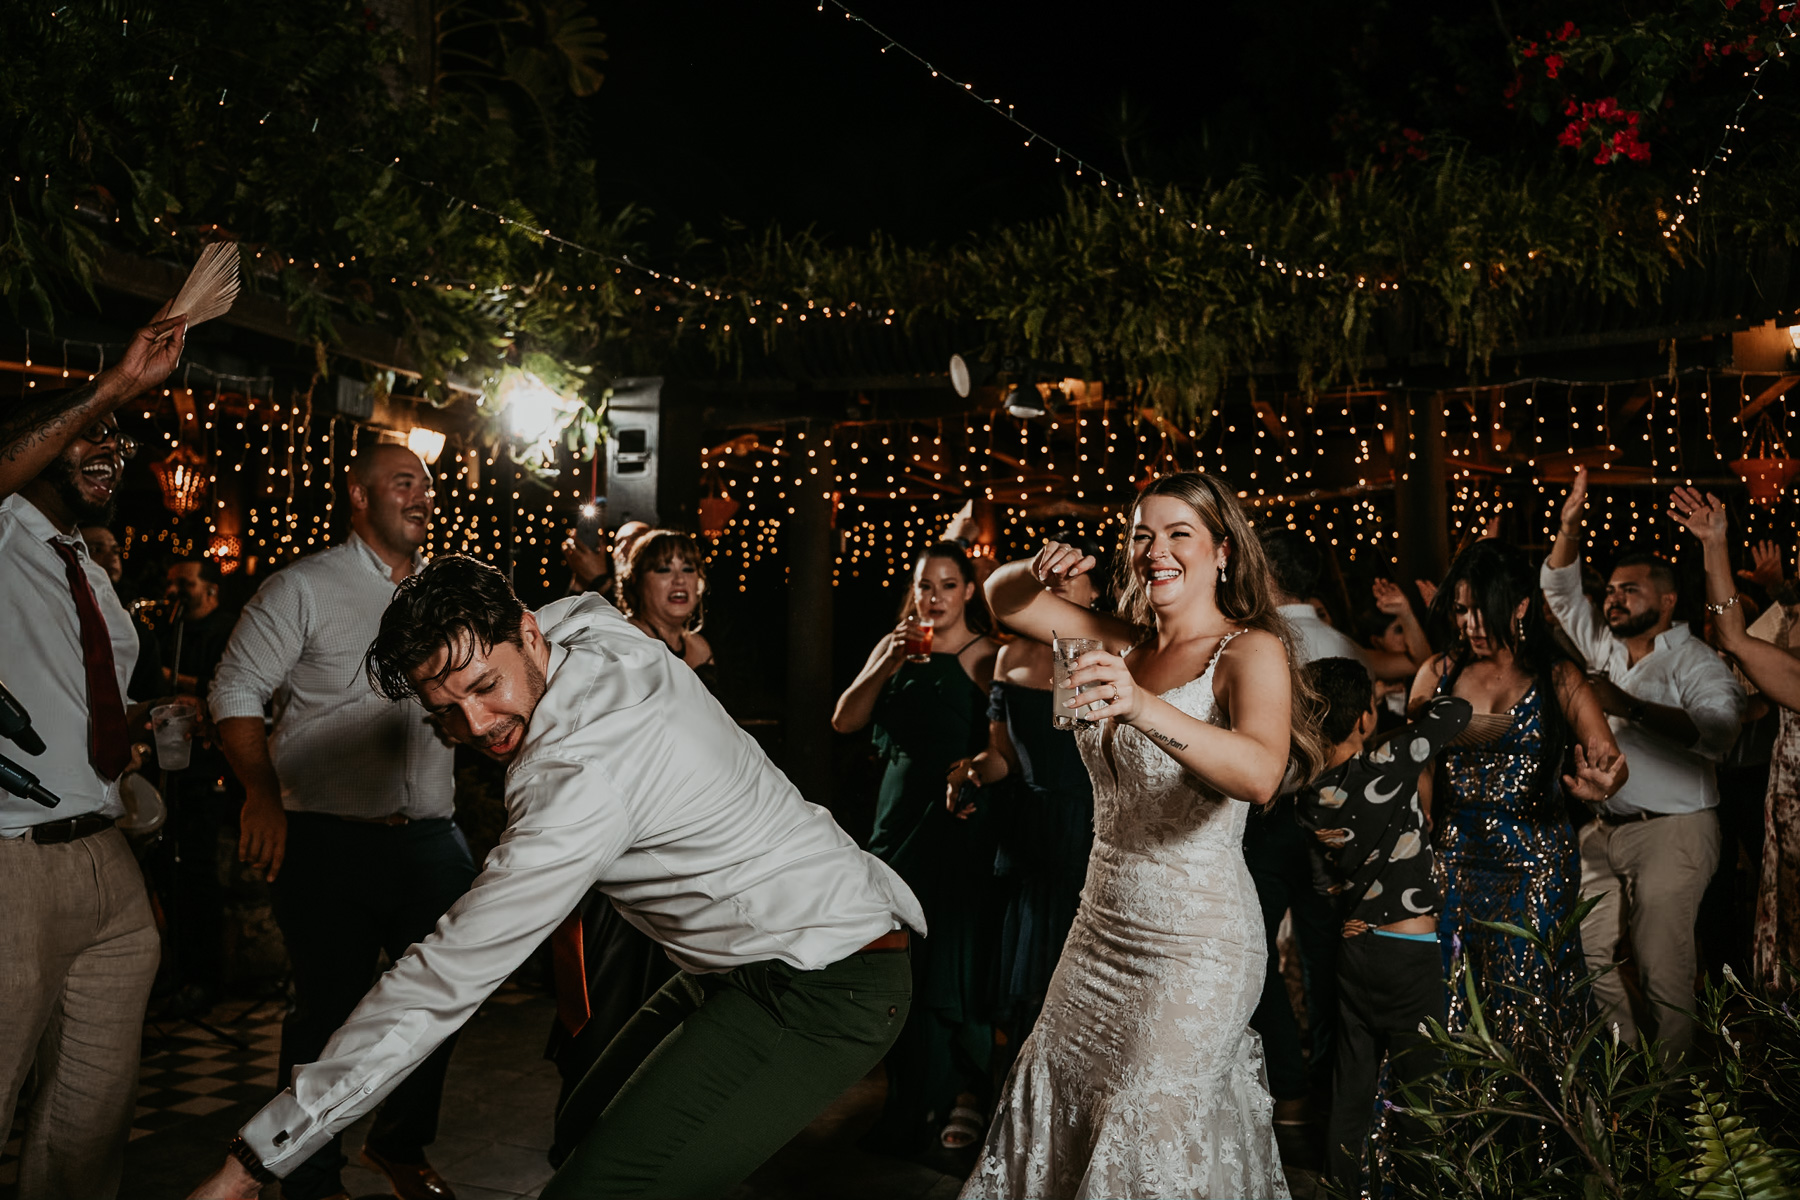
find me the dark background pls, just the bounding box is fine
[581,0,1523,247]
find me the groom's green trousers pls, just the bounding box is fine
[542,944,912,1199]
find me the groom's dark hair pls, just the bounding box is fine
[365,554,526,700]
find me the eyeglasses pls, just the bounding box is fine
[78,422,138,460]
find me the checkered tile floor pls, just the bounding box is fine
[131,1009,285,1139]
[1,999,283,1187]
[2,985,542,1188]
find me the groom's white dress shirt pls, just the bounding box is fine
[240,592,924,1175]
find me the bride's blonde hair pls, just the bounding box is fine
[1115,472,1326,785]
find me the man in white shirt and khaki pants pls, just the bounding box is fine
[0,310,186,1200]
[192,555,923,1200]
[1544,467,1747,1063]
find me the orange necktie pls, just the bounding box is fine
[550,907,591,1037]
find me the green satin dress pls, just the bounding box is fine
[867,642,997,1142]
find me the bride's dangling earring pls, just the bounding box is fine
[1218,562,1228,584]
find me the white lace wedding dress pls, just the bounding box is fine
[961,634,1289,1199]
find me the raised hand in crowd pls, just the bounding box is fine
[1737,539,1785,593]
[0,305,187,500]
[1370,577,1431,664]
[1413,578,1438,607]
[562,531,612,592]
[1670,486,1800,712]
[942,500,980,546]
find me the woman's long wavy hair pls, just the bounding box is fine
[1117,472,1326,785]
[1425,538,1572,796]
[896,541,994,637]
[618,529,708,632]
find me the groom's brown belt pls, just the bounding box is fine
[859,930,910,953]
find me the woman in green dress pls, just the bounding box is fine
[834,541,1000,1152]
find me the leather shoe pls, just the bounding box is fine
[359,1146,457,1200]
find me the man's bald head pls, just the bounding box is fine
[348,443,433,560]
[350,442,425,490]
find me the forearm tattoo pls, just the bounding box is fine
[1141,727,1188,750]
[0,381,103,467]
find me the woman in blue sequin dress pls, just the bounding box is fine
[1409,540,1626,1049]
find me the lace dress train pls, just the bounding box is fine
[962,637,1289,1199]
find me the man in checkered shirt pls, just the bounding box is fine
[210,442,472,1200]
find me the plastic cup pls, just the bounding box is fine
[904,619,935,664]
[1052,637,1104,730]
[151,703,196,771]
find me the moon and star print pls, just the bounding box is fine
[1296,695,1474,928]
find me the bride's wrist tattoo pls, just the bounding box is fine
[1141,727,1188,750]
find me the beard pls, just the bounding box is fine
[41,455,117,526]
[1607,606,1659,637]
[470,649,547,760]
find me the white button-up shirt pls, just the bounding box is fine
[240,593,924,1175]
[1540,560,1746,815]
[0,494,137,836]
[209,533,452,819]
[1277,603,1367,667]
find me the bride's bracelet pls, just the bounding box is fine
[1705,593,1741,616]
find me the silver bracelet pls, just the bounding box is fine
[1706,593,1741,616]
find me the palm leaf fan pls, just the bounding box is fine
[167,242,241,328]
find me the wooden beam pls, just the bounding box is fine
[1739,375,1800,424]
[1250,400,1286,440]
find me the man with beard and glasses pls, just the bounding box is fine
[0,311,185,1200]
[207,443,475,1200]
[188,555,922,1200]
[1544,466,1746,1064]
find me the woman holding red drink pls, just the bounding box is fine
[834,541,1000,1152]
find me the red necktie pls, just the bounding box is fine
[49,540,131,781]
[550,907,591,1037]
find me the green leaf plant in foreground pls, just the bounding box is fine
[1346,899,1800,1200]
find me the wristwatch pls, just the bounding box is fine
[229,1136,276,1186]
[949,536,972,549]
[1625,698,1648,724]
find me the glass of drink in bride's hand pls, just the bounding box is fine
[1052,637,1104,730]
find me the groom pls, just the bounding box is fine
[192,555,923,1200]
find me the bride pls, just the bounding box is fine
[961,472,1320,1199]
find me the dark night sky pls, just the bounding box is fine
[580,1,1517,248]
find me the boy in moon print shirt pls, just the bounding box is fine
[1295,657,1472,1192]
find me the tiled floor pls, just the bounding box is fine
[2,983,963,1200]
[5,983,1317,1199]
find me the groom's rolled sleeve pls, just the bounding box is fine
[239,757,631,1175]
